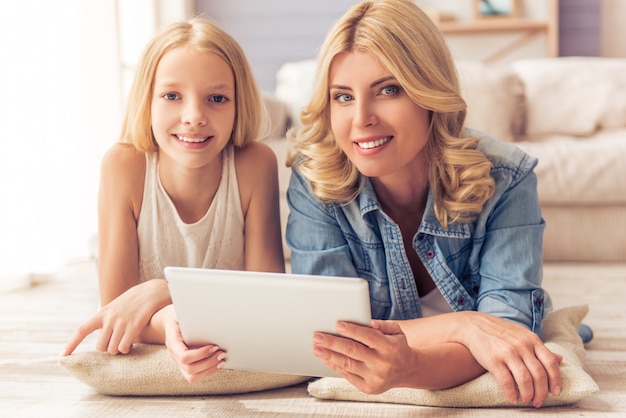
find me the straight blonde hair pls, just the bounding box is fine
[287,0,495,228]
[119,17,266,152]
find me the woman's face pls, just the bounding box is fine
[328,50,431,182]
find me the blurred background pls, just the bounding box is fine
[0,0,623,289]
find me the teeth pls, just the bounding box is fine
[357,136,390,149]
[177,134,208,143]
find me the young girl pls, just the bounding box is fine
[286,0,562,408]
[64,17,284,383]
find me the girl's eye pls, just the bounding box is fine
[163,93,179,101]
[380,85,399,95]
[333,93,353,103]
[210,95,228,103]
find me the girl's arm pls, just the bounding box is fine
[235,141,285,273]
[64,145,171,355]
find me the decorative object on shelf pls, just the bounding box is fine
[474,0,519,19]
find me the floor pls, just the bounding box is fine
[1,261,625,417]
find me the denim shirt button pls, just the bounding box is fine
[417,233,425,241]
[535,296,543,308]
[426,249,435,259]
[457,296,466,305]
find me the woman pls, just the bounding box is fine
[286,0,561,408]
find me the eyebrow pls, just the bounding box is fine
[154,81,234,92]
[330,76,397,91]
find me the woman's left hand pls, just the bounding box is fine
[312,320,417,394]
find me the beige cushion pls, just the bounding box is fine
[59,344,310,396]
[512,57,626,137]
[456,61,525,142]
[515,129,626,205]
[308,306,598,408]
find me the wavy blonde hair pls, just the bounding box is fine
[119,17,266,152]
[287,0,495,228]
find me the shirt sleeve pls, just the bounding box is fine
[285,169,360,278]
[475,160,549,335]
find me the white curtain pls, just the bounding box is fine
[0,0,191,290]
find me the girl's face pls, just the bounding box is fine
[151,45,235,169]
[328,50,430,182]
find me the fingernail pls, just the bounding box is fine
[336,322,346,332]
[553,385,561,396]
[313,347,323,357]
[313,334,323,343]
[209,345,219,353]
[217,352,226,361]
[217,361,225,369]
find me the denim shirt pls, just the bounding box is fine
[286,132,550,334]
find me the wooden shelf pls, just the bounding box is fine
[438,19,549,34]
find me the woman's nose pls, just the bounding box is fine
[353,100,377,128]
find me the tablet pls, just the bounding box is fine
[164,267,372,378]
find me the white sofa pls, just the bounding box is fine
[264,57,626,262]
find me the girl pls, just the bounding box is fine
[64,17,284,383]
[285,0,562,408]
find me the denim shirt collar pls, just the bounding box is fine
[356,175,471,239]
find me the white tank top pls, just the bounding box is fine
[137,144,245,282]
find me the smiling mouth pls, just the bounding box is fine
[175,134,209,143]
[356,136,391,149]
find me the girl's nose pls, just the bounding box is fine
[182,100,208,126]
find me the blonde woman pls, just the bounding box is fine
[286,0,561,408]
[64,17,284,383]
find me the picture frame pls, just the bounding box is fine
[474,0,520,19]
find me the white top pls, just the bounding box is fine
[420,287,453,317]
[137,144,245,282]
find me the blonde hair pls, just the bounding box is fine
[287,0,495,228]
[119,17,266,152]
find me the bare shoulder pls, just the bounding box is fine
[234,141,279,182]
[100,143,146,218]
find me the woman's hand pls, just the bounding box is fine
[63,279,170,356]
[158,305,226,383]
[455,311,563,408]
[312,320,418,394]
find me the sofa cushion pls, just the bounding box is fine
[456,61,525,143]
[275,59,316,128]
[262,93,290,140]
[515,128,626,204]
[512,57,626,137]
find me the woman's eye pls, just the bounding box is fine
[210,95,228,103]
[163,93,179,101]
[380,85,399,95]
[334,93,353,103]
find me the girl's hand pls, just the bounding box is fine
[159,305,226,383]
[312,320,418,394]
[456,311,563,408]
[63,280,169,356]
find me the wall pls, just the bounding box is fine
[195,0,360,93]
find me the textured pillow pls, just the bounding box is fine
[512,57,626,137]
[59,343,310,396]
[308,305,598,407]
[456,60,525,143]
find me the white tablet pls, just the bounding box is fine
[164,267,372,378]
